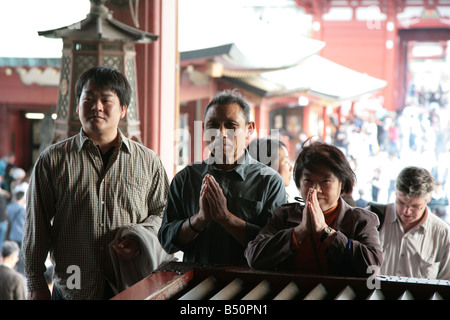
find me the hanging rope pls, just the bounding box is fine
[129,0,140,28]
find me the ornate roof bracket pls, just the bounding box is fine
[38,0,157,42]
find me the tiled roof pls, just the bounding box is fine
[0,57,61,67]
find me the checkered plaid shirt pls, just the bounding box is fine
[23,129,169,299]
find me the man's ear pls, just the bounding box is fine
[120,105,128,119]
[246,121,255,138]
[426,193,432,204]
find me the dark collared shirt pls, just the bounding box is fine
[23,129,169,299]
[158,152,286,266]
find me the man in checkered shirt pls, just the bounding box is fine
[22,66,169,300]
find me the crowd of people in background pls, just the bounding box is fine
[324,101,450,225]
[0,152,31,299]
[0,152,29,249]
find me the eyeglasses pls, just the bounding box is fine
[395,200,425,213]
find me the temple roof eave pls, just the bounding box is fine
[38,13,158,43]
[180,36,326,71]
[213,54,387,102]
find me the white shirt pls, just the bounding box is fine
[379,203,450,280]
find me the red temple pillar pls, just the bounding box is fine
[112,0,178,177]
[322,105,328,141]
[254,99,270,138]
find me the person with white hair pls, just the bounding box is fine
[11,168,28,198]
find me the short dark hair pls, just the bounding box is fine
[293,140,355,194]
[1,240,19,258]
[14,191,25,201]
[75,66,131,107]
[204,89,251,123]
[396,166,435,199]
[247,138,286,168]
